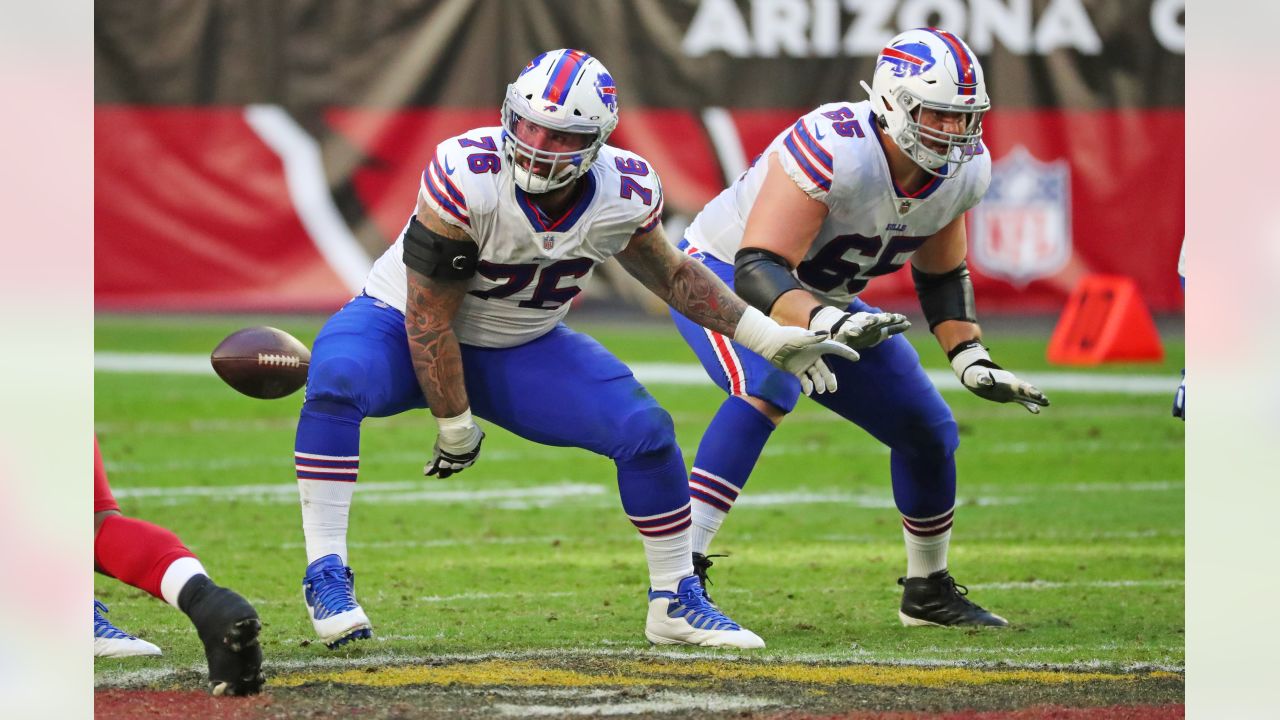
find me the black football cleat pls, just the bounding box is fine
[897,569,1009,627]
[178,575,266,696]
[692,552,728,606]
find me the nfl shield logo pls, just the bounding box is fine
[542,235,556,251]
[969,147,1072,288]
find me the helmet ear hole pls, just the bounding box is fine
[572,109,581,116]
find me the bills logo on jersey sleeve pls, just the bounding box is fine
[878,43,936,78]
[969,146,1072,288]
[595,72,617,113]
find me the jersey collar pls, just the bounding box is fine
[869,111,948,201]
[514,168,598,234]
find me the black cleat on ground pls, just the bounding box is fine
[897,569,1009,627]
[178,575,266,695]
[692,552,728,606]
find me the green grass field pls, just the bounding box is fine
[93,313,1184,714]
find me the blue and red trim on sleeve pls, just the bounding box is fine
[782,119,834,193]
[421,153,471,227]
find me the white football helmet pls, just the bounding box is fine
[501,49,620,194]
[860,28,989,177]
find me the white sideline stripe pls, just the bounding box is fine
[966,578,1184,591]
[112,481,1168,509]
[820,529,1184,543]
[94,353,1178,395]
[112,480,1011,510]
[243,104,371,292]
[113,482,604,506]
[277,536,562,551]
[419,590,576,603]
[494,690,777,717]
[92,648,1183,689]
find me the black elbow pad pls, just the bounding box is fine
[734,247,803,314]
[912,261,977,330]
[402,215,478,279]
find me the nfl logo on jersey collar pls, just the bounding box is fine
[542,234,556,250]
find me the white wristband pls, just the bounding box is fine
[949,343,991,378]
[732,306,776,355]
[436,408,478,446]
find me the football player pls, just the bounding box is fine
[293,49,865,649]
[670,29,1049,628]
[94,436,264,695]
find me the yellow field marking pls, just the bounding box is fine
[271,658,1181,690]
[272,660,685,689]
[614,660,1182,688]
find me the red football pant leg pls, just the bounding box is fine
[93,436,197,599]
[94,435,119,513]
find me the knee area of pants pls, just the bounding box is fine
[616,406,677,456]
[898,417,960,458]
[306,356,366,403]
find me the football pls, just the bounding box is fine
[210,326,311,399]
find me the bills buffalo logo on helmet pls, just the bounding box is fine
[595,71,617,112]
[522,52,548,76]
[878,42,936,78]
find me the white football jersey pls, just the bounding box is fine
[363,126,664,348]
[687,100,991,306]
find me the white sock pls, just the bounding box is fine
[903,527,951,578]
[299,479,355,565]
[644,529,695,591]
[159,556,208,610]
[690,518,720,556]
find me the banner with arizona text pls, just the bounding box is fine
[95,0,1184,313]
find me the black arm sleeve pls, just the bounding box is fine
[402,215,478,280]
[912,260,977,330]
[733,248,803,314]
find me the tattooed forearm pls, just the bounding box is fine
[666,257,747,336]
[405,268,471,418]
[617,227,747,337]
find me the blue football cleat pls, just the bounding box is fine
[645,575,764,648]
[94,600,162,658]
[303,554,373,649]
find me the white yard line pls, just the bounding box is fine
[966,578,1184,591]
[95,352,1179,395]
[93,647,1184,689]
[418,591,577,603]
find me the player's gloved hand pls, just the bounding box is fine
[733,307,861,395]
[1172,370,1185,421]
[425,410,485,478]
[809,306,911,350]
[948,340,1049,414]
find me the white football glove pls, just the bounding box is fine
[425,410,485,479]
[949,341,1049,414]
[734,307,861,395]
[809,306,911,350]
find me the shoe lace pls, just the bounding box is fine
[673,580,740,631]
[692,553,728,586]
[94,600,134,639]
[311,567,358,611]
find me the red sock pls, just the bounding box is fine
[94,515,197,600]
